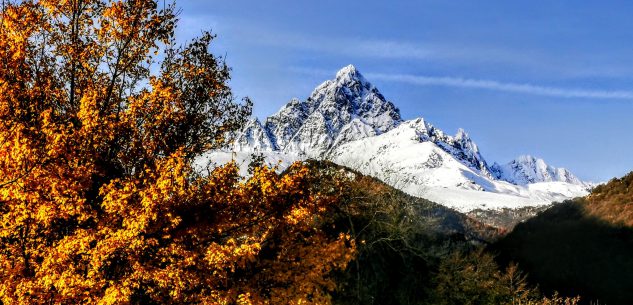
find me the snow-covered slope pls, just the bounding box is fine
[211,65,591,212]
[327,120,589,211]
[491,155,585,186]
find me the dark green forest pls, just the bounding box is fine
[298,160,583,305]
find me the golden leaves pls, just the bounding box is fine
[0,0,353,304]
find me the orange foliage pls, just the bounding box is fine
[0,1,354,304]
[583,172,633,226]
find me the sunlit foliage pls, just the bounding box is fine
[584,172,633,226]
[0,0,354,304]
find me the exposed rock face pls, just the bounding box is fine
[240,65,402,157]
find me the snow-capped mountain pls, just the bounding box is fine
[233,118,276,152]
[491,155,584,186]
[327,119,589,211]
[203,65,591,212]
[242,65,402,157]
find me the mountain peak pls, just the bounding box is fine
[335,64,359,78]
[516,155,539,163]
[233,118,276,152]
[333,64,370,87]
[247,64,402,155]
[492,155,583,186]
[223,64,590,211]
[455,128,469,140]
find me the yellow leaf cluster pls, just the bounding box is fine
[0,1,353,304]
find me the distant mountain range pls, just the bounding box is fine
[200,65,592,212]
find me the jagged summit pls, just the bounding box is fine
[336,64,358,76]
[251,65,402,156]
[395,119,490,175]
[216,65,590,212]
[233,118,276,152]
[334,64,366,84]
[492,155,584,185]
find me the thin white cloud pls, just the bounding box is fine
[181,16,438,61]
[290,67,633,100]
[178,14,633,79]
[366,72,633,99]
[345,39,433,60]
[235,27,434,60]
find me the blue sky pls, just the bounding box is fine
[176,1,633,182]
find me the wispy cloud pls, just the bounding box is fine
[179,13,633,80]
[365,73,633,99]
[227,25,434,60]
[291,67,633,100]
[179,14,633,95]
[187,16,464,62]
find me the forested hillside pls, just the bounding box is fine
[296,160,579,305]
[494,172,633,305]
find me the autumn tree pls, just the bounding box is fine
[0,0,354,304]
[430,250,579,305]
